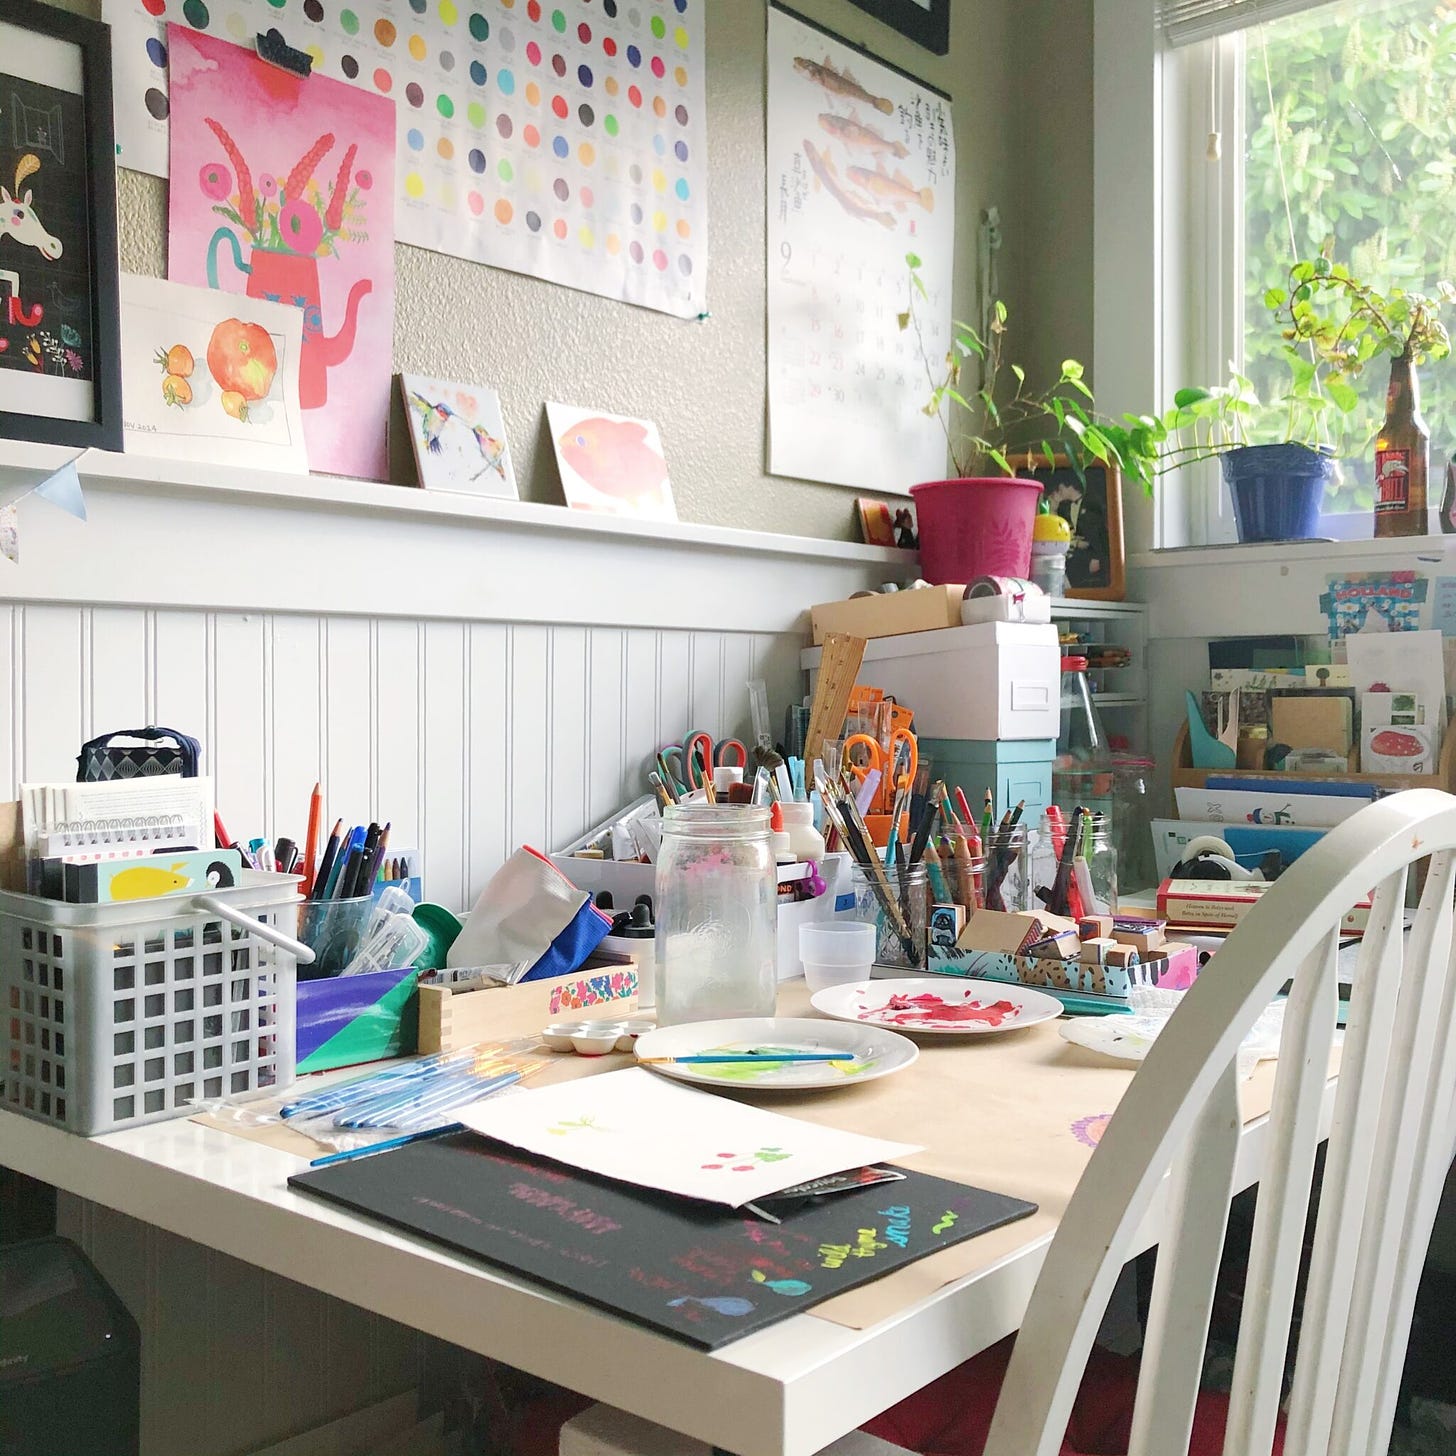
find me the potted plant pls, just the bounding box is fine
[1159,258,1452,542]
[899,254,1159,584]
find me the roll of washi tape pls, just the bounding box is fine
[959,575,1051,625]
[962,574,1044,601]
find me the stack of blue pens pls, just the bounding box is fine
[309,818,393,901]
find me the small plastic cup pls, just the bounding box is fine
[297,896,374,979]
[799,920,876,994]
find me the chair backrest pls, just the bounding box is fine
[983,789,1456,1456]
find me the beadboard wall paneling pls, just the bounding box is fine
[0,605,802,909]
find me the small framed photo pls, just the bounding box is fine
[1022,455,1127,603]
[0,0,122,451]
[846,0,950,56]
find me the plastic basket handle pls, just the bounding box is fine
[191,893,317,965]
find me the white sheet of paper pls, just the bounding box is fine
[1346,628,1449,740]
[455,1067,920,1207]
[765,7,955,493]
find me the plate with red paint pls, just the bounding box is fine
[810,979,1063,1036]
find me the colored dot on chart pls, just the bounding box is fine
[440,181,457,208]
[302,0,323,18]
[551,94,568,118]
[306,42,324,66]
[525,80,541,104]
[496,113,514,138]
[470,11,489,39]
[405,173,425,199]
[629,163,642,184]
[226,12,248,39]
[578,102,595,126]
[653,248,668,270]
[525,210,542,232]
[182,0,209,28]
[579,224,595,248]
[498,26,516,52]
[265,0,284,9]
[581,185,594,207]
[496,198,514,224]
[604,0,617,16]
[551,53,566,77]
[552,134,569,158]
[674,64,687,86]
[674,0,687,12]
[468,147,486,172]
[527,0,541,21]
[629,201,642,224]
[339,7,359,32]
[526,40,541,64]
[373,67,393,90]
[408,128,425,150]
[578,21,591,42]
[141,0,165,15]
[650,15,665,39]
[406,81,424,107]
[438,136,455,159]
[553,177,570,200]
[578,63,594,87]
[629,240,644,263]
[146,37,167,67]
[410,0,427,9]
[553,218,567,239]
[628,84,642,107]
[653,133,665,156]
[469,191,485,215]
[551,9,566,32]
[674,26,688,49]
[440,0,459,25]
[578,141,596,165]
[341,53,359,78]
[606,233,620,255]
[498,68,515,94]
[652,95,666,117]
[441,51,455,71]
[678,253,692,275]
[438,94,455,117]
[626,44,641,67]
[498,157,513,180]
[523,123,540,146]
[409,34,427,59]
[374,18,396,44]
[468,101,487,126]
[604,76,619,97]
[652,208,667,231]
[470,60,487,84]
[675,217,691,238]
[674,139,688,161]
[603,37,617,58]
[651,56,664,79]
[675,178,689,200]
[675,103,689,125]
[144,87,169,119]
[604,113,619,136]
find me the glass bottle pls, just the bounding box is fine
[1053,655,1115,818]
[1028,809,1118,919]
[849,862,928,970]
[1440,460,1456,536]
[655,805,777,1025]
[1374,354,1429,539]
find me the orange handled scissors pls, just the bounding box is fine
[683,730,749,790]
[842,730,917,813]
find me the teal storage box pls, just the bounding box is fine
[920,738,1055,819]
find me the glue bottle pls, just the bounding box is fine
[769,802,796,865]
[776,800,826,862]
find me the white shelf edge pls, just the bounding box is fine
[1131,535,1456,571]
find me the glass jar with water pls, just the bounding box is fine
[655,805,777,1025]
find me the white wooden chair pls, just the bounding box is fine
[984,788,1456,1456]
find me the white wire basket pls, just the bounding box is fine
[0,870,311,1136]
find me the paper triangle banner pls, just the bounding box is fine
[33,460,86,522]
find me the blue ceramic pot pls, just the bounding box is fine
[1220,443,1336,543]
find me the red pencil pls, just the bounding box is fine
[302,782,322,897]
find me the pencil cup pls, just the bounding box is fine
[1028,811,1117,920]
[849,863,928,970]
[981,824,1032,915]
[799,920,876,994]
[297,896,375,979]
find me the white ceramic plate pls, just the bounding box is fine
[810,978,1063,1036]
[632,1016,918,1091]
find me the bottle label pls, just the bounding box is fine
[1376,449,1412,513]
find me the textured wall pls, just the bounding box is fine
[77,0,1026,540]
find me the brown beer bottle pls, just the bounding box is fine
[1374,354,1429,538]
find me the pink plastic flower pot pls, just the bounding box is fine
[910,477,1045,585]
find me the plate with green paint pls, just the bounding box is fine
[632,1016,917,1092]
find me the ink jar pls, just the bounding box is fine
[655,805,777,1025]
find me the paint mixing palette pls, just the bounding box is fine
[633,1017,918,1092]
[104,0,708,316]
[811,979,1063,1036]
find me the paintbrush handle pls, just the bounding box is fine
[639,1052,853,1064]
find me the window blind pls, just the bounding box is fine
[1157,0,1339,47]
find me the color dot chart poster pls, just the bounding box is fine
[103,0,708,318]
[765,4,954,493]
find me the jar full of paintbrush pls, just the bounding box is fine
[849,861,928,969]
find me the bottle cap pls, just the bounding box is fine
[1060,654,1089,671]
[608,900,655,938]
[769,800,793,861]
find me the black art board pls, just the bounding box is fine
[290,1134,1035,1349]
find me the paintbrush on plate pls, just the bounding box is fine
[638,1051,854,1065]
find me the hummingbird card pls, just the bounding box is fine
[546,401,678,522]
[399,373,517,500]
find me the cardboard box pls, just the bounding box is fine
[956,908,1056,955]
[810,587,964,645]
[1156,878,1370,935]
[1269,692,1354,758]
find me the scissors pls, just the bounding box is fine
[683,730,749,790]
[652,744,693,799]
[842,730,917,814]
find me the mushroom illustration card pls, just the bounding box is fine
[119,274,307,472]
[400,373,517,499]
[546,402,678,522]
[165,26,395,481]
[454,1067,919,1208]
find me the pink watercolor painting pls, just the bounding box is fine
[545,400,677,521]
[166,27,394,480]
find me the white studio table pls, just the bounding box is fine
[0,1005,1330,1456]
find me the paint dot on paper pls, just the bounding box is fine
[653,248,668,270]
[674,64,687,86]
[499,26,516,51]
[373,67,393,91]
[468,147,486,172]
[674,139,688,162]
[468,101,487,127]
[651,56,665,79]
[552,135,569,158]
[604,113,619,136]
[675,217,690,238]
[604,76,619,98]
[405,172,425,199]
[652,134,665,156]
[678,253,692,275]
[525,79,541,104]
[578,141,596,165]
[306,43,324,67]
[182,0,209,27]
[629,240,644,263]
[440,50,455,71]
[579,224,595,248]
[674,0,687,11]
[497,157,513,180]
[551,94,568,119]
[408,128,426,151]
[553,177,570,200]
[675,103,689,125]
[266,0,285,8]
[440,0,459,25]
[580,184,594,207]
[674,177,689,200]
[551,53,567,77]
[341,53,359,78]
[144,88,170,120]
[604,0,618,16]
[603,36,617,58]
[146,37,167,67]
[650,167,665,192]
[495,198,514,223]
[526,210,541,231]
[440,181,457,208]
[525,39,541,64]
[498,68,515,94]
[628,84,642,107]
[408,33,427,59]
[527,0,541,19]
[629,202,642,224]
[551,9,566,33]
[675,25,689,48]
[142,0,165,14]
[578,63,594,87]
[437,136,455,160]
[470,11,489,39]
[496,113,513,138]
[652,95,666,118]
[553,217,568,239]
[406,81,424,107]
[605,232,620,254]
[578,103,595,126]
[650,15,665,39]
[469,191,484,215]
[374,19,396,44]
[303,0,324,20]
[438,94,455,118]
[651,208,667,231]
[626,44,641,68]
[470,59,487,84]
[226,11,249,39]
[339,7,359,32]
[523,123,540,147]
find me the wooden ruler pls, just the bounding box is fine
[805,632,867,768]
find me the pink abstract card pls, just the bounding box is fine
[166,27,395,480]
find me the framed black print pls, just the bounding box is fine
[846,0,950,56]
[0,0,122,451]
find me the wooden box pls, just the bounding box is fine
[810,586,964,645]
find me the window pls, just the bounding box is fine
[1163,0,1456,541]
